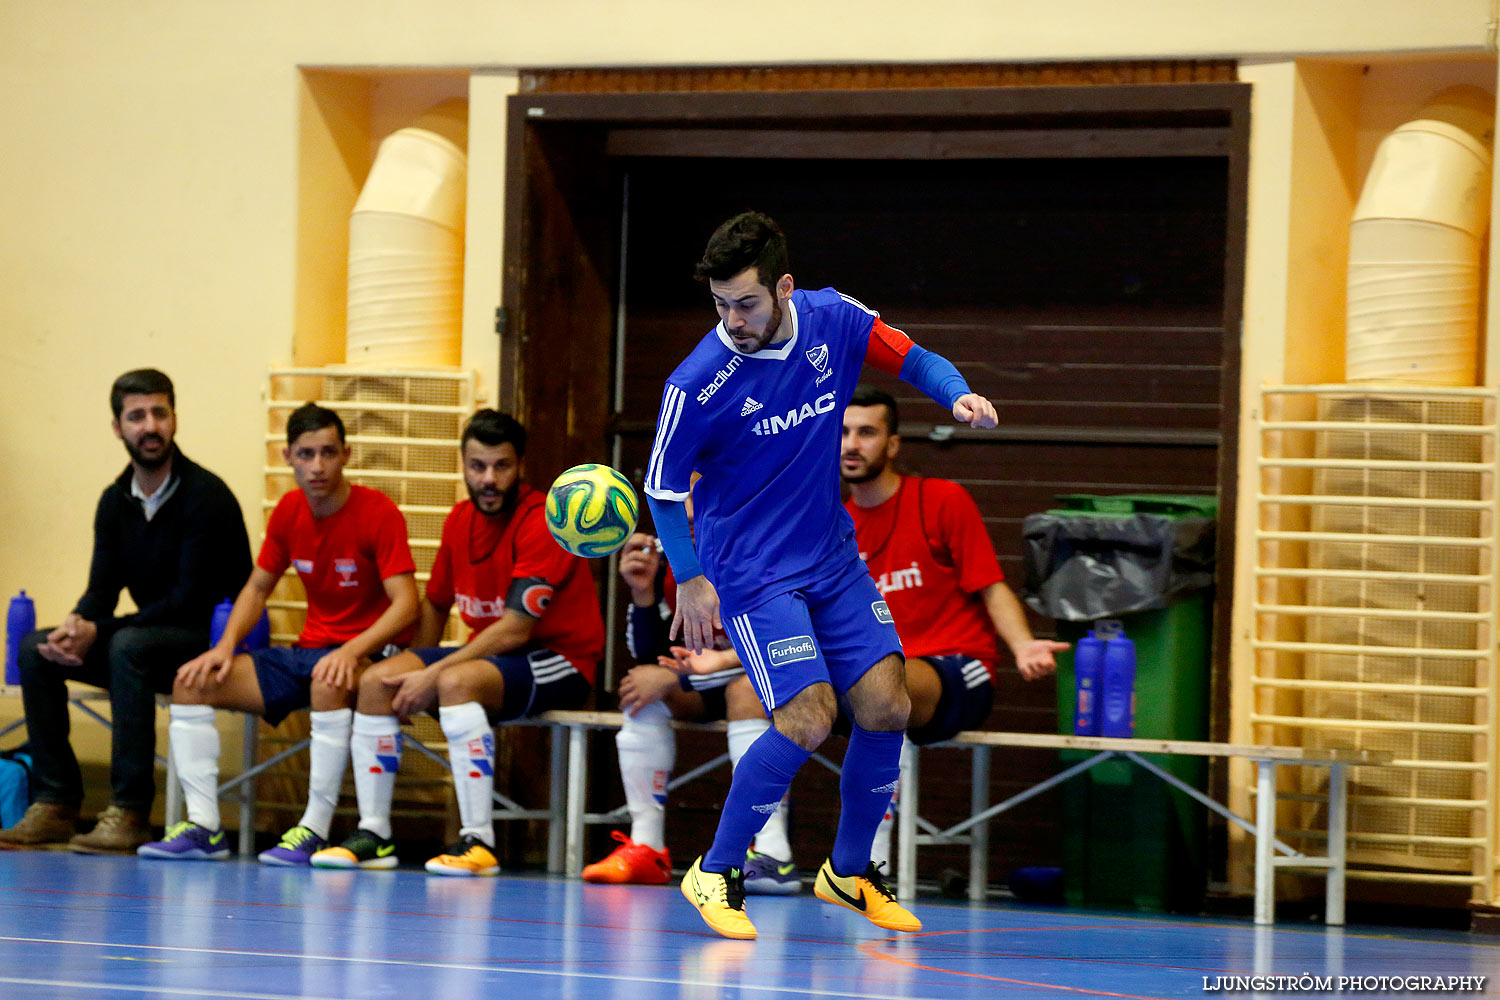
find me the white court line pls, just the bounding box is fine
[0,936,951,1000]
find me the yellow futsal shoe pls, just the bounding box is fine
[814,860,922,932]
[680,856,757,940]
[425,834,500,877]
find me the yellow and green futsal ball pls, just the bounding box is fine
[545,463,640,557]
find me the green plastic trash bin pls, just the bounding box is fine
[1022,494,1217,912]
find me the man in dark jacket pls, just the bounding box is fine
[0,368,250,852]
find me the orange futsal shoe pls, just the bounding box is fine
[582,830,672,885]
[814,860,922,932]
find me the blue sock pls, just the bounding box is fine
[831,724,904,877]
[703,726,809,874]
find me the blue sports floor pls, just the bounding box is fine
[1,853,1496,999]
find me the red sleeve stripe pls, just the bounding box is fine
[865,317,914,376]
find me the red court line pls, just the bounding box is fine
[858,929,1180,1000]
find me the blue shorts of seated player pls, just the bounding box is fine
[251,647,364,727]
[722,555,903,711]
[408,646,591,721]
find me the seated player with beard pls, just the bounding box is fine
[308,409,604,877]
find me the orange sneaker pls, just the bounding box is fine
[582,831,672,885]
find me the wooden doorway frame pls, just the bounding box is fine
[499,80,1250,740]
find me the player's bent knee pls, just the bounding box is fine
[310,680,355,712]
[774,684,837,750]
[436,660,498,706]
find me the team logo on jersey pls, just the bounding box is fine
[767,635,817,666]
[697,356,743,403]
[335,558,358,588]
[749,391,837,437]
[293,559,314,574]
[751,801,781,815]
[455,593,506,620]
[805,344,829,372]
[871,600,895,624]
[740,396,763,417]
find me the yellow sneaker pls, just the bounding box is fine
[814,860,922,932]
[425,835,499,877]
[680,856,757,940]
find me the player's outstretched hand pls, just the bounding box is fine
[671,575,723,655]
[619,664,677,713]
[178,648,235,690]
[953,393,998,429]
[312,648,361,691]
[661,645,738,677]
[385,667,440,723]
[1015,639,1069,681]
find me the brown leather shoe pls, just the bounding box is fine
[0,801,79,848]
[70,805,152,854]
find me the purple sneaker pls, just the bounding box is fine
[137,821,231,861]
[743,849,802,895]
[258,825,327,866]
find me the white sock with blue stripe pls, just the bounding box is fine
[440,701,496,848]
[299,708,352,840]
[351,712,402,840]
[617,701,674,851]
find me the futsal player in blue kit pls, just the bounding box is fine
[646,211,999,940]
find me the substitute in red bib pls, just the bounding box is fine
[312,409,603,877]
[842,383,1066,733]
[142,402,419,865]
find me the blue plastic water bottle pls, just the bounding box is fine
[210,599,272,654]
[1100,633,1137,738]
[1072,630,1103,736]
[209,599,233,648]
[6,591,36,686]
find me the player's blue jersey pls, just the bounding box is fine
[646,287,877,610]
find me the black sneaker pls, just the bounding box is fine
[310,828,399,870]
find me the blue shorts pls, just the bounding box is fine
[906,655,996,746]
[722,556,903,712]
[251,647,329,727]
[410,646,591,721]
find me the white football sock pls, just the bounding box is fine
[351,712,403,840]
[169,704,221,830]
[728,717,792,860]
[616,701,674,851]
[440,701,496,848]
[297,708,352,839]
[872,784,896,871]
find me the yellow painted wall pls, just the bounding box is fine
[0,0,1494,817]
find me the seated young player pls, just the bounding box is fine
[308,409,603,876]
[580,531,800,894]
[139,402,418,864]
[840,386,1067,867]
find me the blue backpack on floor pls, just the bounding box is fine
[0,745,34,827]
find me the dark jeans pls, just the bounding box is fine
[16,624,207,811]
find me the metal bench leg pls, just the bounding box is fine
[239,713,258,857]
[897,737,918,901]
[1325,762,1347,926]
[969,745,990,902]
[565,724,587,876]
[1255,759,1276,925]
[547,724,566,874]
